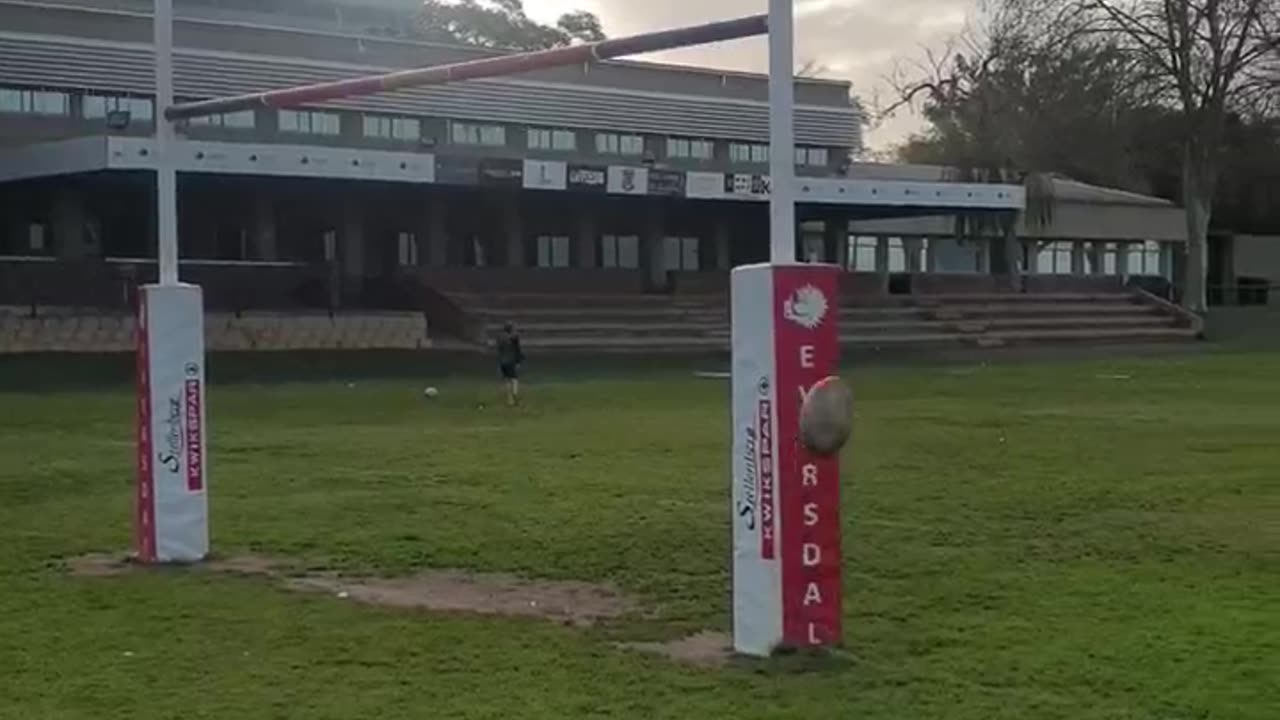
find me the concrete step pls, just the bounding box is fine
[988,327,1199,343]
[521,335,725,350]
[842,332,967,345]
[498,322,726,337]
[913,292,1137,305]
[932,303,1161,317]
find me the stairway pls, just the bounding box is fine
[449,292,727,352]
[449,289,1199,354]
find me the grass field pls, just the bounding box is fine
[1,351,1276,719]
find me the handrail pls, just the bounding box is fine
[1131,286,1205,336]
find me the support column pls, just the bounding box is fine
[1117,241,1133,276]
[904,237,925,273]
[875,236,890,293]
[1086,241,1104,276]
[251,191,277,261]
[576,209,597,268]
[427,193,449,267]
[1003,226,1023,291]
[714,216,732,270]
[644,200,666,290]
[53,188,92,259]
[503,194,524,267]
[340,193,365,303]
[1071,240,1086,275]
[822,216,844,265]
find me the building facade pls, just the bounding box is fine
[0,0,1178,313]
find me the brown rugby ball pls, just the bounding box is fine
[799,375,854,456]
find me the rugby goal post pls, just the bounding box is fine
[144,0,844,657]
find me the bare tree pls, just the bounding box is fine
[886,0,1149,289]
[1079,0,1280,311]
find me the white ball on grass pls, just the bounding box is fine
[799,376,854,457]
[423,387,440,399]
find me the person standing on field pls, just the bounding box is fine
[496,322,525,407]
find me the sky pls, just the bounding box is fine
[521,0,976,154]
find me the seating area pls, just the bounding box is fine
[449,286,1201,353]
[0,307,430,353]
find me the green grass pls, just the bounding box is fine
[1,351,1276,719]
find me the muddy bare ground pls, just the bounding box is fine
[618,631,734,667]
[66,552,732,665]
[67,552,635,627]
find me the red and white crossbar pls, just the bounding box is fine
[165,15,769,121]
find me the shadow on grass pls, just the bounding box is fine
[0,339,1232,393]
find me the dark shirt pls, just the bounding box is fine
[497,334,524,366]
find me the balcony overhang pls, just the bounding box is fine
[1,136,1025,216]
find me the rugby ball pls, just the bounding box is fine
[799,376,854,456]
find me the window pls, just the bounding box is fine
[189,110,256,128]
[322,230,337,262]
[1127,240,1164,276]
[363,115,420,141]
[666,137,714,160]
[846,236,878,271]
[1086,242,1121,275]
[397,232,418,267]
[595,133,644,155]
[451,121,506,146]
[1034,241,1075,275]
[888,237,927,272]
[83,95,154,121]
[600,235,640,269]
[279,109,340,135]
[0,88,70,115]
[536,235,571,268]
[663,236,701,271]
[796,147,830,167]
[528,128,576,151]
[27,223,49,253]
[730,143,770,164]
[470,237,488,267]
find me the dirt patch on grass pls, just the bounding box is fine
[284,571,635,627]
[65,552,633,627]
[619,631,733,668]
[65,553,134,577]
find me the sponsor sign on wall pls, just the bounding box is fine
[686,171,727,199]
[726,173,772,199]
[523,159,568,191]
[648,169,687,196]
[567,164,608,192]
[435,155,479,186]
[607,166,649,195]
[731,263,842,657]
[479,157,524,187]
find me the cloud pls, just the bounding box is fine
[523,0,975,151]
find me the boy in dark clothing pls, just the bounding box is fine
[496,322,525,406]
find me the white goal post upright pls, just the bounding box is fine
[136,0,209,564]
[137,8,771,566]
[137,0,849,646]
[729,0,845,656]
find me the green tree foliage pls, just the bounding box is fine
[894,0,1280,308]
[415,0,605,51]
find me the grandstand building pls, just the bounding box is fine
[0,0,1200,352]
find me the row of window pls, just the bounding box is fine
[843,237,1169,276]
[1033,240,1165,276]
[729,142,831,167]
[1,87,833,166]
[532,234,698,271]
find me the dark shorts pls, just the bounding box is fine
[500,363,519,380]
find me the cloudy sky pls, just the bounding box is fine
[522,0,976,152]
